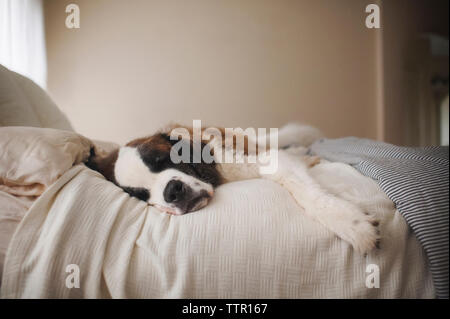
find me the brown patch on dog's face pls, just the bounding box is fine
[127,133,223,187]
[126,134,171,152]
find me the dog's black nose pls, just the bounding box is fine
[163,180,186,203]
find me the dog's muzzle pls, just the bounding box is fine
[163,180,212,214]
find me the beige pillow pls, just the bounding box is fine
[0,65,41,128]
[0,126,93,196]
[0,64,73,131]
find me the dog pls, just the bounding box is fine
[87,123,380,253]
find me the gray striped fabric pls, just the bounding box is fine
[309,137,449,299]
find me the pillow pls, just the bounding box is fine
[0,126,93,196]
[0,64,73,131]
[0,65,42,128]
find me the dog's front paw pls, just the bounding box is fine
[342,212,380,254]
[321,198,381,254]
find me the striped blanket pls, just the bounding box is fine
[310,137,449,299]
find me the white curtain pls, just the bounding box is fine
[0,0,47,89]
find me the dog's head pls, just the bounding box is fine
[105,132,222,215]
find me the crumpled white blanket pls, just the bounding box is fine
[1,160,434,298]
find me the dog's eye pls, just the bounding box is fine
[153,153,168,165]
[146,152,170,171]
[154,155,164,163]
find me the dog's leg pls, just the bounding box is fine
[261,151,380,254]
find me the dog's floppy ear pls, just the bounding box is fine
[85,147,119,183]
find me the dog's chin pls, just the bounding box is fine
[154,204,182,216]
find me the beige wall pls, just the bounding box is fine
[45,0,379,145]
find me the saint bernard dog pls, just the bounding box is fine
[87,123,380,253]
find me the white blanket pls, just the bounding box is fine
[1,162,434,298]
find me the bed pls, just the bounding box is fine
[0,64,437,298]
